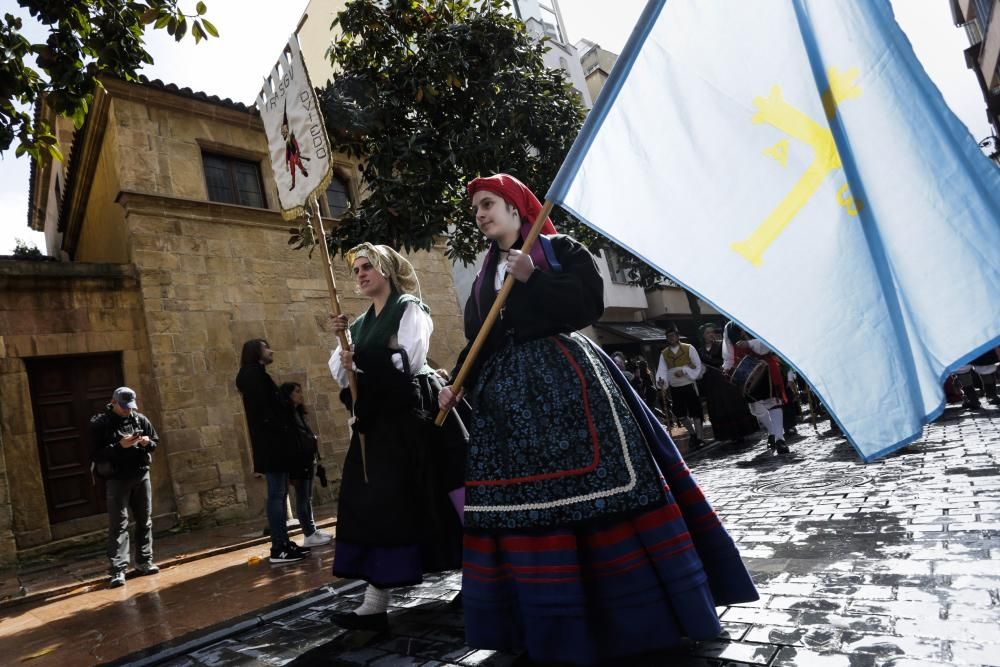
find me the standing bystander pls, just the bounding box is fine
[236,339,311,564]
[279,382,333,548]
[90,387,160,588]
[656,326,706,448]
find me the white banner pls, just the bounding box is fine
[258,36,332,220]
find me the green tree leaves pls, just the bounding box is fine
[1,0,219,164]
[319,0,589,265]
[318,0,663,287]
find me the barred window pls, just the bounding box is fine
[203,153,265,208]
[325,174,352,219]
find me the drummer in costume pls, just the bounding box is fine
[656,326,706,449]
[438,174,758,665]
[328,243,467,632]
[722,321,790,454]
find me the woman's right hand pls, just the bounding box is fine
[439,385,465,412]
[329,314,349,333]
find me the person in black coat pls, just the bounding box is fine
[279,382,333,548]
[235,339,310,564]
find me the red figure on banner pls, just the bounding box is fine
[282,104,310,191]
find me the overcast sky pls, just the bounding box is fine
[0,0,992,254]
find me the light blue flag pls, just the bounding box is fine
[548,0,1000,461]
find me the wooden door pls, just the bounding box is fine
[26,353,123,524]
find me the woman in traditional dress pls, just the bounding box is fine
[438,174,758,665]
[697,323,758,444]
[328,243,467,632]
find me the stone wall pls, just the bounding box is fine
[0,260,170,561]
[25,79,470,535]
[74,103,128,264]
[114,192,467,526]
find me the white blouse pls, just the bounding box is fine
[328,302,433,388]
[655,345,703,388]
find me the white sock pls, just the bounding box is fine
[354,584,389,616]
[768,407,785,439]
[693,418,704,440]
[750,402,771,433]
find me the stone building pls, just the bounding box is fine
[0,76,466,564]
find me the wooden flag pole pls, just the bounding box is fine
[309,197,367,480]
[805,385,818,434]
[433,200,555,427]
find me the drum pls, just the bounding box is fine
[732,356,768,398]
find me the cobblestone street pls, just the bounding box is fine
[114,406,1000,667]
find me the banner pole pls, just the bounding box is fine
[309,197,367,481]
[433,200,554,427]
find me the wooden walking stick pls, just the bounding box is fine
[309,197,367,481]
[434,200,555,427]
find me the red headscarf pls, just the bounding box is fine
[467,173,557,235]
[466,174,559,324]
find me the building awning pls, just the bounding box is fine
[593,322,667,343]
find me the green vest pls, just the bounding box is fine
[350,292,433,375]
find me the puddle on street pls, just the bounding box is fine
[764,511,906,562]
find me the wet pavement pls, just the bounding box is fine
[0,511,337,666]
[3,406,999,666]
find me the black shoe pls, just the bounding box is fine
[767,435,776,449]
[287,541,312,555]
[689,436,704,450]
[775,440,790,455]
[329,611,389,633]
[269,545,306,564]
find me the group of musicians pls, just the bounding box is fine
[653,321,795,455]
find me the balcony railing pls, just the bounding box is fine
[962,18,984,46]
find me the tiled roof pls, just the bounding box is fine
[136,75,258,114]
[53,75,259,235]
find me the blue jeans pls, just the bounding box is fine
[290,470,316,536]
[265,472,289,549]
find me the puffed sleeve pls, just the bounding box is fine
[681,346,703,381]
[328,346,349,389]
[328,327,354,389]
[392,302,433,373]
[655,354,670,386]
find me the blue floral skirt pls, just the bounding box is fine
[462,333,758,665]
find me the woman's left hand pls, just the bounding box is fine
[340,349,354,369]
[506,249,535,283]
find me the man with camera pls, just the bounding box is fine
[90,387,160,588]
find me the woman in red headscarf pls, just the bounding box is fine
[438,174,758,665]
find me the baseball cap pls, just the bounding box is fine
[113,387,138,409]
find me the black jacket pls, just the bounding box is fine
[285,406,318,480]
[452,234,605,388]
[236,364,294,474]
[701,341,725,369]
[90,405,159,479]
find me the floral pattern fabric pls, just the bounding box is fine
[464,332,668,529]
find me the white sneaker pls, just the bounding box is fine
[302,529,332,547]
